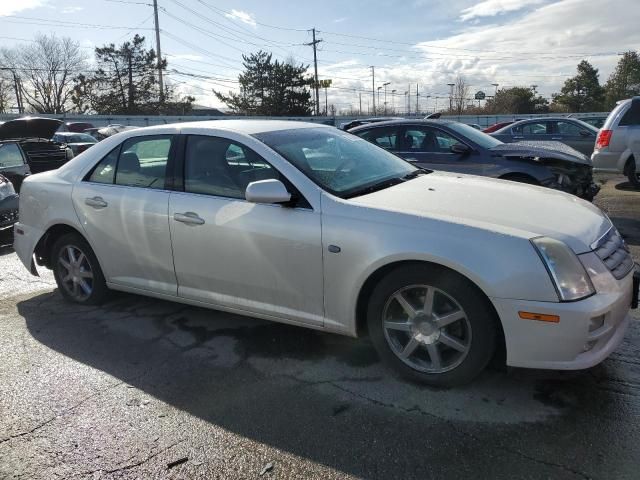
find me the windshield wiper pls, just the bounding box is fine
[344,176,407,198]
[403,168,431,180]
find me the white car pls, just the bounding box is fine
[13,121,639,386]
[592,97,640,188]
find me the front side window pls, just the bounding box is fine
[556,121,582,136]
[254,127,418,198]
[357,126,400,150]
[184,135,279,199]
[402,127,459,152]
[0,143,25,168]
[115,135,172,189]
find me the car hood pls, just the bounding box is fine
[349,171,609,254]
[0,117,63,141]
[490,141,591,165]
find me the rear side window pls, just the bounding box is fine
[115,135,173,189]
[0,144,25,168]
[619,104,640,126]
[357,127,400,150]
[87,147,118,184]
[513,122,549,135]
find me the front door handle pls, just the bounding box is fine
[405,157,418,162]
[85,196,108,208]
[513,136,524,139]
[551,137,563,140]
[174,212,205,225]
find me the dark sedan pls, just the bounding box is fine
[491,117,598,156]
[349,119,599,200]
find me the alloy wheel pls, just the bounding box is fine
[57,244,94,302]
[382,284,471,373]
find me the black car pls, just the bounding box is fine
[349,119,599,200]
[0,117,71,174]
[0,139,31,192]
[0,174,19,235]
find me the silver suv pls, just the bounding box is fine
[591,97,640,188]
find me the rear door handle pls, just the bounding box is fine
[551,137,563,140]
[85,196,108,208]
[174,212,205,225]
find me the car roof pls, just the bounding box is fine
[349,119,458,131]
[170,119,331,135]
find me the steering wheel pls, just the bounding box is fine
[333,157,357,176]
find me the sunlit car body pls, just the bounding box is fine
[14,121,638,386]
[52,132,98,156]
[349,120,600,200]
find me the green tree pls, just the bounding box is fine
[486,87,548,114]
[604,51,640,109]
[72,35,193,115]
[552,60,604,112]
[214,51,314,116]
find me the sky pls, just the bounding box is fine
[0,0,638,113]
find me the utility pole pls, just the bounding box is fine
[407,84,411,115]
[306,28,322,116]
[447,83,455,112]
[12,71,23,114]
[370,66,375,115]
[415,84,419,115]
[383,82,390,115]
[152,0,164,104]
[359,92,362,115]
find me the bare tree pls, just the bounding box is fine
[0,74,13,113]
[453,75,470,115]
[2,34,87,113]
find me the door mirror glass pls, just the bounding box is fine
[245,179,291,204]
[450,143,470,154]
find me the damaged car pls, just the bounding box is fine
[0,174,18,235]
[349,119,600,200]
[0,117,73,174]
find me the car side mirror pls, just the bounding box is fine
[245,179,292,204]
[450,143,470,155]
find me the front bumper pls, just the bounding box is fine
[0,194,19,231]
[13,222,44,275]
[491,268,635,370]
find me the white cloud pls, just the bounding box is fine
[0,0,46,16]
[224,9,257,27]
[333,17,347,23]
[61,6,83,14]
[460,0,545,21]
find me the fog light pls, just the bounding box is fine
[583,340,598,352]
[589,315,605,332]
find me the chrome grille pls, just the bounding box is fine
[593,228,634,280]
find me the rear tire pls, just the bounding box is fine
[52,233,109,305]
[626,158,640,189]
[367,264,498,387]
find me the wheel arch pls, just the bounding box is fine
[33,223,88,269]
[623,154,636,175]
[354,260,505,359]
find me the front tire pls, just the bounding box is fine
[367,265,498,387]
[52,233,109,305]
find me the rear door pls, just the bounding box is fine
[552,120,596,155]
[72,134,177,295]
[0,143,30,192]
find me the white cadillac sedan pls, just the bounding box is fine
[13,121,639,386]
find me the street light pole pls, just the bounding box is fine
[383,82,391,115]
[377,86,382,113]
[447,83,455,112]
[492,83,499,95]
[391,89,396,113]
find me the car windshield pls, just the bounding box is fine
[254,127,422,198]
[448,122,503,149]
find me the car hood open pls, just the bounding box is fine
[491,141,591,165]
[349,171,610,254]
[0,117,63,141]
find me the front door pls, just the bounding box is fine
[552,120,596,155]
[396,126,485,174]
[168,135,324,326]
[72,134,177,295]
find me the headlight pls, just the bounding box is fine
[531,237,595,301]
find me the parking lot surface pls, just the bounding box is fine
[1,176,639,479]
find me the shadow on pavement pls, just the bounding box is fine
[614,181,640,192]
[16,290,639,479]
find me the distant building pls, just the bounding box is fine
[190,104,227,116]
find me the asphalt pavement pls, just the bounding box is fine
[1,176,639,479]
